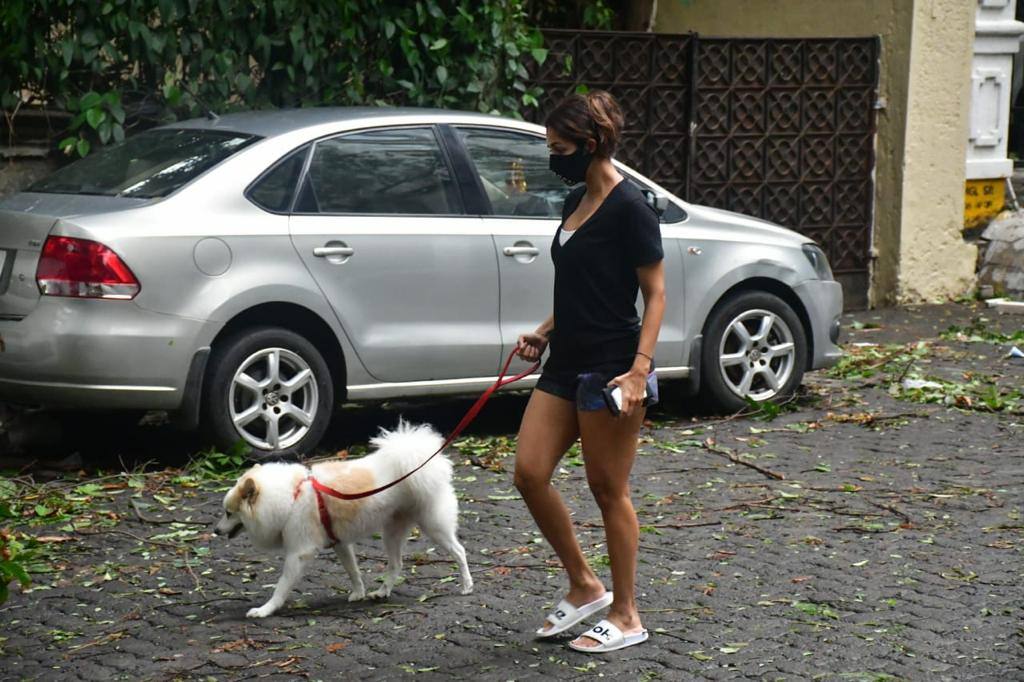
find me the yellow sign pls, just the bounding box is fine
[964,179,1005,229]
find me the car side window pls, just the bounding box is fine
[623,176,688,224]
[246,145,309,213]
[295,127,461,215]
[455,127,571,218]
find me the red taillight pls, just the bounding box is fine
[35,236,140,299]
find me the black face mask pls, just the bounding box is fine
[549,145,593,186]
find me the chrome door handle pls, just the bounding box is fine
[503,246,540,257]
[313,246,355,257]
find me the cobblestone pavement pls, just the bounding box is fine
[1,303,1022,681]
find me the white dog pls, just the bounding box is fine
[214,421,473,618]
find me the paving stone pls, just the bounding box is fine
[1,303,1023,679]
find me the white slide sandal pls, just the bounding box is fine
[535,592,614,639]
[568,618,649,653]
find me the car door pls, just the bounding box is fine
[446,125,567,367]
[448,124,687,369]
[288,125,500,383]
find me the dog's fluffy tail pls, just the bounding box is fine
[369,418,452,479]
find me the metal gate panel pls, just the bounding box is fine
[690,37,879,279]
[526,31,878,298]
[524,29,695,198]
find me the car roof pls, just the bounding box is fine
[167,106,525,138]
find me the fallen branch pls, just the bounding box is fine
[155,596,251,610]
[711,496,778,512]
[581,519,721,530]
[184,546,203,593]
[129,498,203,526]
[74,526,185,550]
[865,499,913,524]
[832,526,898,533]
[699,438,786,480]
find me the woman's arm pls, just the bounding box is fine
[535,314,555,338]
[611,260,666,415]
[632,260,666,375]
[517,314,554,361]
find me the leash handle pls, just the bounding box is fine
[314,346,540,502]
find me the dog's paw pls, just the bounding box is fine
[368,586,391,600]
[246,605,275,618]
[348,589,367,602]
[460,581,474,595]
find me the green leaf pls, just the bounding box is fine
[429,38,448,51]
[530,47,548,64]
[435,65,448,84]
[76,138,91,157]
[85,108,106,129]
[0,560,31,586]
[61,41,74,67]
[384,20,395,39]
[79,91,102,110]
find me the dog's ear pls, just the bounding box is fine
[240,477,259,506]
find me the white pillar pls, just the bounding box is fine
[966,0,1024,180]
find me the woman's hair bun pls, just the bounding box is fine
[544,89,624,158]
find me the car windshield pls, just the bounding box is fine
[29,128,260,198]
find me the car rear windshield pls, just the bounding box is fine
[29,128,260,198]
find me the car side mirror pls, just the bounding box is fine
[640,188,669,217]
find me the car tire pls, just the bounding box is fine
[202,326,334,461]
[699,291,808,412]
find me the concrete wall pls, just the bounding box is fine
[655,0,976,306]
[898,0,977,301]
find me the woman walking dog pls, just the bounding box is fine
[514,90,665,653]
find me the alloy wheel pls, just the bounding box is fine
[228,347,319,450]
[717,309,796,401]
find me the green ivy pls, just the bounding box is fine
[526,0,615,30]
[0,0,547,156]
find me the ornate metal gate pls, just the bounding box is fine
[524,30,696,199]
[526,30,880,302]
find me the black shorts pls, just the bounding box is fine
[535,357,657,411]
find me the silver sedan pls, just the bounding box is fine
[0,108,842,457]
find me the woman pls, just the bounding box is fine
[514,90,666,653]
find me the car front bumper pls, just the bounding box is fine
[793,278,843,370]
[0,297,213,410]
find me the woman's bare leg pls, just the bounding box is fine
[570,406,646,647]
[514,389,606,631]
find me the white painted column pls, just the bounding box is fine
[966,0,1024,180]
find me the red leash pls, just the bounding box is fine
[301,347,539,543]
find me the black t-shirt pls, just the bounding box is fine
[547,180,663,370]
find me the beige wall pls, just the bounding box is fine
[897,0,976,302]
[655,0,975,306]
